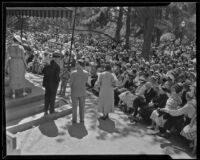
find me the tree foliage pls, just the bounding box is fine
[6,4,196,60]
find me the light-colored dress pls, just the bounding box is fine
[180,119,196,140]
[119,91,136,108]
[97,71,117,114]
[7,43,26,90]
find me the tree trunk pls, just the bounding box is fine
[156,28,161,46]
[141,9,155,61]
[115,7,123,45]
[125,7,131,51]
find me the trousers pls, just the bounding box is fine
[44,85,58,113]
[71,96,85,122]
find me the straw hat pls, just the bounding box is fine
[139,76,146,82]
[13,35,22,44]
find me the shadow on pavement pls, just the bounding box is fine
[98,118,119,134]
[159,134,194,158]
[68,123,88,139]
[39,119,58,137]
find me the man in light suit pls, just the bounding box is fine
[70,59,88,123]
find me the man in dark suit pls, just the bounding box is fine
[42,52,60,115]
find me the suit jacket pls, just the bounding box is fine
[70,69,88,97]
[42,60,60,89]
[144,88,158,104]
[153,93,168,109]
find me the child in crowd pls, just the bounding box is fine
[59,67,70,97]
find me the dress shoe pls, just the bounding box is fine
[72,120,77,124]
[147,125,154,129]
[158,132,170,139]
[80,120,85,123]
[44,112,48,116]
[104,114,109,119]
[50,110,56,114]
[99,116,106,120]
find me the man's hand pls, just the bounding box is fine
[149,101,154,107]
[160,108,168,112]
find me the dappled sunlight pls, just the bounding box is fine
[56,137,65,143]
[96,130,108,140]
[58,130,66,136]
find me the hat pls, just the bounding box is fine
[43,51,49,56]
[13,35,22,44]
[161,85,170,93]
[173,83,183,93]
[139,76,146,82]
[128,72,134,77]
[192,58,196,63]
[167,74,175,83]
[145,82,152,89]
[154,71,160,75]
[150,76,157,82]
[126,63,131,67]
[145,62,150,65]
[77,59,85,64]
[183,80,191,88]
[52,52,61,58]
[34,51,39,55]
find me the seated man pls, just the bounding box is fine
[130,81,157,123]
[151,83,183,138]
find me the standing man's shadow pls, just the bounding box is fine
[68,123,88,139]
[98,118,119,133]
[39,119,58,137]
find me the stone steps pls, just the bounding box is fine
[5,85,45,109]
[6,98,60,124]
[7,108,72,134]
[5,72,45,109]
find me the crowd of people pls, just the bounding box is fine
[5,31,196,155]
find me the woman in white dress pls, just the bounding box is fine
[7,35,28,98]
[96,64,118,120]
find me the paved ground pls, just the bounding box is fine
[12,73,195,158]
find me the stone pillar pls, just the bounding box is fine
[6,131,21,155]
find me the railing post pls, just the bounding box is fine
[68,7,77,69]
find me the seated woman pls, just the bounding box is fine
[149,83,183,136]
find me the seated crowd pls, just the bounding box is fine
[83,40,196,154]
[20,32,196,154]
